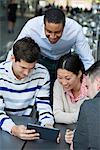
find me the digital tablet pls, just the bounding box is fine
[27,123,60,141]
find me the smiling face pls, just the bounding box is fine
[12,59,36,80]
[44,21,64,44]
[57,69,81,92]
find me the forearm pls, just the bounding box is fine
[36,71,54,126]
[0,113,15,133]
[0,97,15,133]
[75,27,94,70]
[54,111,78,124]
[39,109,54,126]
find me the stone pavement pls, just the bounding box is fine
[0,6,32,62]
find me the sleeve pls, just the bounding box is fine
[74,26,94,70]
[16,20,32,40]
[53,80,78,124]
[73,103,89,149]
[0,95,15,133]
[35,70,54,126]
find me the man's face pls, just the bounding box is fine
[12,59,36,80]
[86,75,97,98]
[44,21,64,44]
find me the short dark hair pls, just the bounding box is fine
[86,61,100,81]
[44,7,65,27]
[13,37,40,63]
[58,53,85,76]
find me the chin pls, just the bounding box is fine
[64,88,71,92]
[20,76,26,79]
[49,39,59,44]
[50,41,57,44]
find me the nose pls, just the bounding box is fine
[61,79,68,86]
[50,32,56,39]
[23,69,30,76]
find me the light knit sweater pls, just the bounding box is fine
[0,61,54,133]
[53,79,88,124]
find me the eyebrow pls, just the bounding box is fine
[20,65,35,70]
[45,27,62,33]
[57,74,71,78]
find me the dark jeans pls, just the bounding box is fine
[38,55,59,107]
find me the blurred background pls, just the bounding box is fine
[0,0,100,62]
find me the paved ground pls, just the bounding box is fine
[0,6,32,61]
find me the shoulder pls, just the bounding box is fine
[78,97,100,124]
[80,99,94,112]
[26,16,44,26]
[0,61,11,76]
[0,61,11,70]
[34,63,50,76]
[54,79,61,86]
[35,63,48,70]
[32,63,50,83]
[65,17,82,31]
[54,79,63,90]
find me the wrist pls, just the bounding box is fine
[11,125,17,136]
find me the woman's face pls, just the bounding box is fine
[57,69,81,92]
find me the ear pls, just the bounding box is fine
[95,77,100,91]
[78,70,82,78]
[11,55,15,62]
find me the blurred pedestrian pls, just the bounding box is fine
[7,0,17,33]
[20,0,26,17]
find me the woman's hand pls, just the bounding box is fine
[65,129,74,144]
[57,132,61,143]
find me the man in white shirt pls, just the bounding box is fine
[7,7,94,105]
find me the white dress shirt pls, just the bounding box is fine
[7,16,94,70]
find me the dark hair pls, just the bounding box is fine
[58,53,85,76]
[44,7,65,27]
[13,37,40,63]
[86,61,100,81]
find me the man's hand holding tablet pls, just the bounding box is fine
[27,123,60,142]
